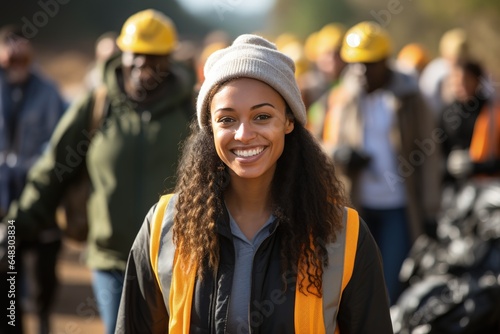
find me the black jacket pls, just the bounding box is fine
[116,196,393,333]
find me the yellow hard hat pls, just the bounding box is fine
[274,33,301,51]
[273,33,310,78]
[304,31,319,62]
[397,43,430,72]
[340,21,392,63]
[316,23,346,55]
[116,9,177,55]
[439,28,468,60]
[280,40,309,78]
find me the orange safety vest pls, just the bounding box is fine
[322,87,347,147]
[150,194,360,334]
[469,102,500,163]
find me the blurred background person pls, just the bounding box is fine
[274,32,311,107]
[3,9,196,334]
[0,25,67,334]
[194,30,230,93]
[391,57,500,334]
[85,31,119,89]
[395,42,431,79]
[195,41,227,89]
[322,21,442,304]
[439,59,500,186]
[419,28,469,116]
[304,23,347,139]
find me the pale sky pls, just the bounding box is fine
[176,0,276,18]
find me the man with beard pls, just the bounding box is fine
[3,9,195,334]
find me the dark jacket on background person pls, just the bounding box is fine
[0,67,66,334]
[322,67,442,242]
[440,97,500,180]
[115,194,393,334]
[0,69,66,217]
[5,54,195,272]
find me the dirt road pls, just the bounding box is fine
[24,240,104,334]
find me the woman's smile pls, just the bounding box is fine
[232,146,266,158]
[210,78,294,181]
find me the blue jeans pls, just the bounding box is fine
[92,269,125,334]
[360,207,411,305]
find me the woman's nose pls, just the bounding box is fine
[234,121,256,142]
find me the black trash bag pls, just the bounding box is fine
[392,180,500,334]
[392,271,500,334]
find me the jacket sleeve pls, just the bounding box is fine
[115,204,169,334]
[3,92,94,239]
[337,218,394,334]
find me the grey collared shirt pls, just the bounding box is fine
[226,211,275,334]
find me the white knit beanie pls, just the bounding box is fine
[196,34,307,128]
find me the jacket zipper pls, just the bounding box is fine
[223,237,235,334]
[247,222,279,334]
[209,265,219,334]
[216,219,278,333]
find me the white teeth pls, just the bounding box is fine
[234,147,264,157]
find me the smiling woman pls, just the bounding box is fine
[116,33,394,334]
[175,0,276,17]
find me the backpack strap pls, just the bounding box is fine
[89,85,108,136]
[55,85,109,241]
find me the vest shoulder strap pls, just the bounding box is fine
[149,194,197,333]
[295,206,360,334]
[342,207,360,294]
[150,193,174,290]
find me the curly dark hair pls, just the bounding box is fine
[172,106,349,297]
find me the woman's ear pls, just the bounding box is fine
[285,117,295,134]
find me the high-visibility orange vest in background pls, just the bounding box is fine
[469,102,500,163]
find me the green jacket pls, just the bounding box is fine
[8,55,195,271]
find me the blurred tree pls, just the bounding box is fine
[270,0,354,39]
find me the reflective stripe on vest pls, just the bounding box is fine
[149,194,177,315]
[150,194,359,333]
[150,194,196,334]
[294,207,359,334]
[469,103,500,163]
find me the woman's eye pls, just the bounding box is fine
[255,114,271,120]
[218,117,234,124]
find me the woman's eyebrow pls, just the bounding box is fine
[251,102,275,110]
[213,107,235,113]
